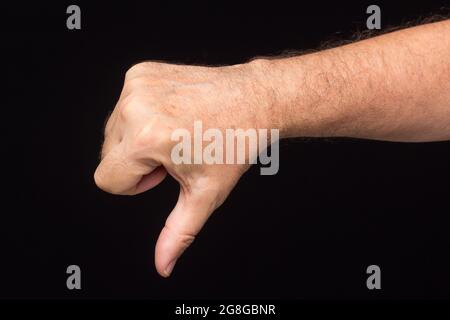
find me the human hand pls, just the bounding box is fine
[94,61,275,277]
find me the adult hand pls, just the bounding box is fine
[94,61,275,277]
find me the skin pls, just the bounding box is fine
[94,19,450,277]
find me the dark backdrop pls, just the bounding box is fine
[2,0,450,299]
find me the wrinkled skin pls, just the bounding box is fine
[94,61,275,277]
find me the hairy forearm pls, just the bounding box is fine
[254,19,450,142]
[95,18,450,277]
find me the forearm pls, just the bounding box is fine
[255,19,450,142]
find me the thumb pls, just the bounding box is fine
[155,187,217,277]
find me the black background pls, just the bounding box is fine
[2,0,450,300]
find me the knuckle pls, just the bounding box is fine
[99,143,109,161]
[94,163,130,195]
[118,95,142,121]
[93,167,109,192]
[125,76,145,90]
[165,224,196,248]
[126,62,147,77]
[178,233,195,248]
[134,120,169,148]
[126,61,160,79]
[103,118,114,137]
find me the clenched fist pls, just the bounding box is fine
[94,61,277,277]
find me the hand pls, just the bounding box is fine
[94,61,274,277]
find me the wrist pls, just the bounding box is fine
[244,58,288,135]
[248,53,353,139]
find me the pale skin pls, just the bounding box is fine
[94,20,450,277]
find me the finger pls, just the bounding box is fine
[154,188,217,277]
[135,166,167,194]
[94,143,164,195]
[101,81,131,150]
